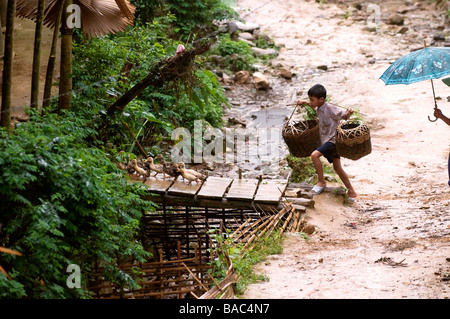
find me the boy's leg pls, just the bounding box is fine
[311,150,326,188]
[332,157,357,198]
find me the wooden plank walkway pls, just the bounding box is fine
[130,174,289,209]
[197,176,233,199]
[225,179,259,201]
[254,179,288,203]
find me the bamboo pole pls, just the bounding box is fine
[42,0,64,110]
[1,0,15,130]
[277,208,294,239]
[58,0,73,114]
[30,0,45,109]
[181,262,209,292]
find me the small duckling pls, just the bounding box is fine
[157,155,181,180]
[178,166,201,185]
[177,162,204,179]
[126,160,136,174]
[132,159,150,180]
[116,162,128,171]
[145,157,165,178]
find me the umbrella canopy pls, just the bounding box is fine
[380,47,450,85]
[16,0,136,38]
[380,46,450,122]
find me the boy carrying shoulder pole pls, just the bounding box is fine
[296,84,357,202]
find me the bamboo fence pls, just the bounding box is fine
[89,201,307,299]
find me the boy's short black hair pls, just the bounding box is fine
[308,84,326,99]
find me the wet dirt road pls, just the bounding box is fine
[229,0,450,299]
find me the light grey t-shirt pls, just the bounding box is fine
[316,102,346,144]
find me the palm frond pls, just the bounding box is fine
[16,0,136,37]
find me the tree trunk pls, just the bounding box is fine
[0,0,8,57]
[30,0,45,109]
[0,0,6,27]
[0,12,4,58]
[58,0,72,114]
[42,0,64,110]
[1,0,15,130]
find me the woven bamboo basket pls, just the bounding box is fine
[336,120,371,160]
[282,119,321,158]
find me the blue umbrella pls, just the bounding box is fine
[380,46,450,122]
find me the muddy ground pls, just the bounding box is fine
[226,0,450,299]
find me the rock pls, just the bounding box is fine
[362,26,377,33]
[226,21,239,34]
[252,72,270,90]
[209,54,225,66]
[397,5,417,14]
[301,224,315,235]
[397,26,409,34]
[354,2,362,10]
[317,65,328,71]
[387,13,404,26]
[227,116,247,127]
[238,32,254,41]
[221,72,234,85]
[237,37,255,47]
[251,47,277,57]
[235,70,251,84]
[433,34,446,41]
[11,113,29,122]
[279,67,293,79]
[235,21,260,32]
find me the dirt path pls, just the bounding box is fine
[232,0,450,299]
[1,18,56,121]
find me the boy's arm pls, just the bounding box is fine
[330,104,352,121]
[296,100,308,106]
[343,108,353,120]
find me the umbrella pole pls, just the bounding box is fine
[428,79,438,122]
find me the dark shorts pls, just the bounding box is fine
[316,142,340,164]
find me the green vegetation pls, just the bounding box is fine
[0,108,153,298]
[209,34,257,72]
[0,0,239,299]
[0,0,284,299]
[207,228,284,297]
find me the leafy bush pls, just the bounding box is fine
[71,19,227,153]
[207,228,283,296]
[0,110,153,298]
[0,0,239,299]
[209,34,256,72]
[131,0,239,39]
